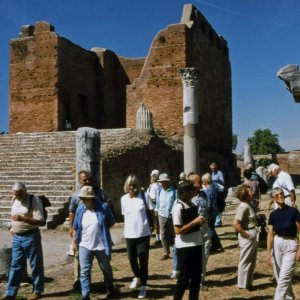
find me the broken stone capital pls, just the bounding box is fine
[277,64,300,103]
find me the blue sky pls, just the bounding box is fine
[1,0,300,154]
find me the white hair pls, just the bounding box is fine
[268,163,280,172]
[12,182,26,191]
[202,173,212,183]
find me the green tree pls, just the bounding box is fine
[247,129,285,155]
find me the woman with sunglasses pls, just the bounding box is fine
[267,187,300,300]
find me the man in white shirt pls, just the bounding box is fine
[268,163,296,209]
[1,183,44,300]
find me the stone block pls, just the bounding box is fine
[76,127,100,189]
[0,245,12,281]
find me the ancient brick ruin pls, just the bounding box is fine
[1,4,239,226]
[9,4,234,175]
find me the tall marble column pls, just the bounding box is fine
[179,68,200,175]
[243,143,252,165]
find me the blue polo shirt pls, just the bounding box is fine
[268,205,300,238]
[155,187,176,218]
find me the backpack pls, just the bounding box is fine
[29,194,51,226]
[141,191,154,231]
[257,176,268,194]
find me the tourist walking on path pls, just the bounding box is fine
[210,162,225,227]
[69,170,112,291]
[202,173,223,252]
[188,173,212,289]
[267,163,296,210]
[172,180,205,300]
[73,186,115,300]
[155,173,178,278]
[267,187,300,300]
[233,184,259,290]
[0,183,44,300]
[146,170,161,244]
[121,175,155,299]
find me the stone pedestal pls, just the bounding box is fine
[179,68,200,175]
[76,128,100,189]
[0,245,11,281]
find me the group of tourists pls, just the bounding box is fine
[233,163,300,300]
[1,162,299,300]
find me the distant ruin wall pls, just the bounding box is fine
[126,4,232,174]
[57,38,103,130]
[237,151,300,186]
[118,56,145,84]
[8,5,235,183]
[126,23,187,137]
[9,22,59,133]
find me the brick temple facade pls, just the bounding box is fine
[9,4,235,178]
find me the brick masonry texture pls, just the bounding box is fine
[8,4,236,182]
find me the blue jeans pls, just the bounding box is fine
[173,246,178,271]
[79,246,114,298]
[6,229,44,296]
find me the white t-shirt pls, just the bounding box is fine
[11,194,44,234]
[121,192,154,238]
[273,171,295,196]
[79,210,104,251]
[172,201,203,248]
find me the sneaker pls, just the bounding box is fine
[27,293,42,300]
[129,277,140,289]
[169,271,179,279]
[138,286,147,299]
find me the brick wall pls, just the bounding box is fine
[125,4,233,176]
[8,5,237,185]
[126,24,186,136]
[118,56,145,84]
[57,38,103,130]
[10,22,59,133]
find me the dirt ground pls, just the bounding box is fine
[1,196,299,300]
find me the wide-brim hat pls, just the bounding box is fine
[79,186,96,198]
[158,173,170,182]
